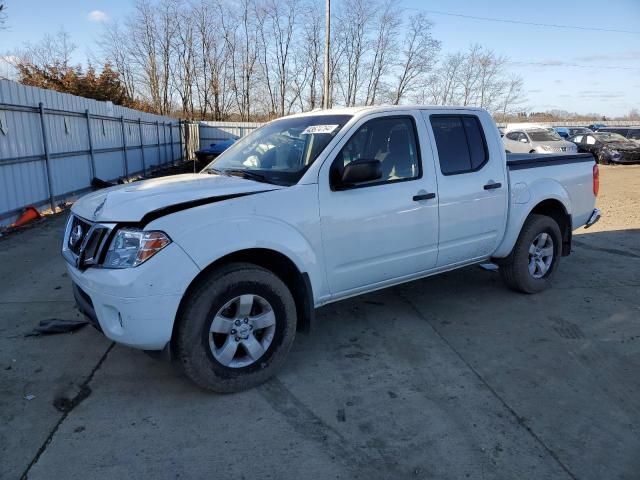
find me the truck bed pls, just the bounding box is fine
[506,153,594,170]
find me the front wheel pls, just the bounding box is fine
[499,214,562,293]
[176,262,297,392]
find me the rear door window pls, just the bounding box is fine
[430,115,488,175]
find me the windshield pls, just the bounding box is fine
[528,130,562,142]
[203,114,352,185]
[595,133,627,143]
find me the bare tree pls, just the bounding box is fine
[458,44,481,106]
[101,22,137,99]
[226,0,259,121]
[20,28,76,69]
[499,75,526,121]
[300,1,323,110]
[172,4,197,117]
[392,14,440,105]
[0,3,7,29]
[335,0,371,106]
[364,0,400,106]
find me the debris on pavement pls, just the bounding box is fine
[53,385,92,413]
[91,177,120,189]
[24,394,36,401]
[10,206,41,228]
[25,318,89,337]
[479,263,499,272]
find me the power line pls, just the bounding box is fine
[507,60,640,71]
[423,9,640,35]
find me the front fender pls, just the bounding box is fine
[493,178,572,258]
[150,210,326,303]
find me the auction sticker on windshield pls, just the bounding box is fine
[301,125,339,135]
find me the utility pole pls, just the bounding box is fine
[323,0,331,109]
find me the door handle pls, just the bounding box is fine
[483,182,502,190]
[413,192,436,201]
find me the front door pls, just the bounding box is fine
[319,112,439,296]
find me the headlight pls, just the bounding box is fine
[539,145,551,152]
[609,149,620,157]
[103,228,171,268]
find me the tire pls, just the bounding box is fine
[176,262,297,392]
[499,214,562,294]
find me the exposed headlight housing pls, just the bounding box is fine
[103,228,171,268]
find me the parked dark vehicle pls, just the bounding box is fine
[597,127,640,143]
[566,127,593,137]
[588,123,607,131]
[568,132,640,164]
[552,127,570,138]
[195,139,236,164]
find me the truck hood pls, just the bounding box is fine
[72,173,282,223]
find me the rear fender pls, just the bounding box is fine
[493,178,572,259]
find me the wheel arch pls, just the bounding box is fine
[528,199,572,256]
[170,248,314,356]
[493,194,572,260]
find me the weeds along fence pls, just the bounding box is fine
[0,80,196,226]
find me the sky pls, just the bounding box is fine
[1,0,639,117]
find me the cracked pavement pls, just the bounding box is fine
[1,165,639,479]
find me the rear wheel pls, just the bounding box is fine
[499,214,562,293]
[176,262,297,392]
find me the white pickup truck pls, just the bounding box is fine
[63,106,601,392]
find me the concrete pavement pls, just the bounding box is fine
[1,168,639,480]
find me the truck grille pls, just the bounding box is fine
[63,215,113,269]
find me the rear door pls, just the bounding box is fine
[422,111,508,267]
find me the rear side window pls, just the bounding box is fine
[430,115,488,175]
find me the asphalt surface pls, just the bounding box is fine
[1,166,639,480]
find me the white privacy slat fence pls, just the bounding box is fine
[198,121,263,150]
[0,80,186,226]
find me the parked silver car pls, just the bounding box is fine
[503,128,578,154]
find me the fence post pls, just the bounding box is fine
[169,122,175,165]
[85,110,96,179]
[178,118,184,163]
[38,102,56,212]
[138,118,146,176]
[156,120,161,167]
[164,122,169,165]
[120,116,129,178]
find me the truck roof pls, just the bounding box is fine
[287,105,488,118]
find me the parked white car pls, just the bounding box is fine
[63,106,600,392]
[503,128,578,154]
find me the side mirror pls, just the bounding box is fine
[519,137,528,143]
[334,159,382,189]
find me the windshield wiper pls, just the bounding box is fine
[205,168,227,175]
[222,169,272,184]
